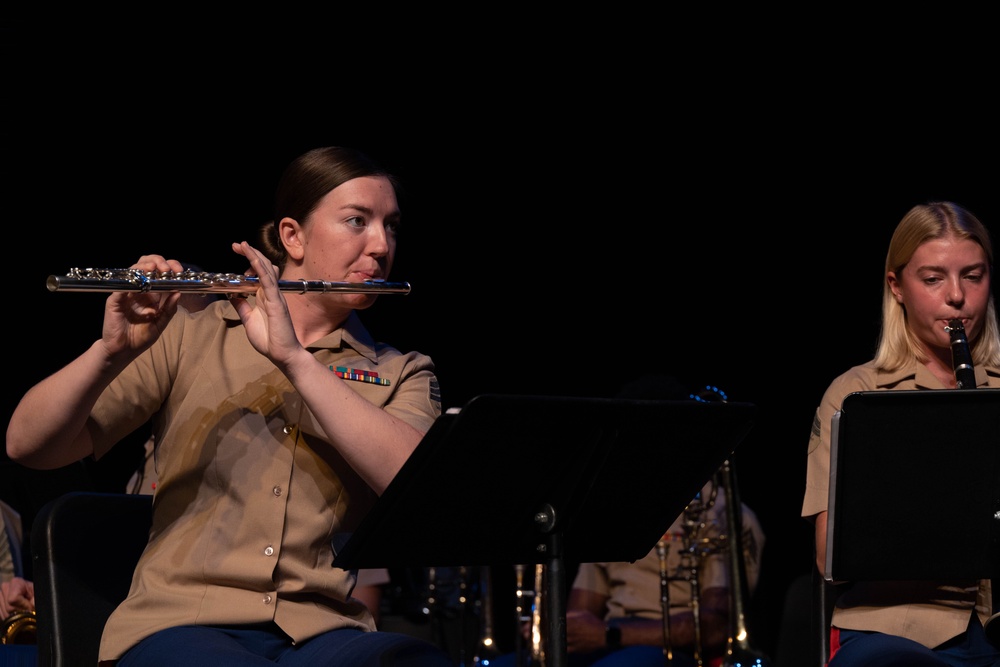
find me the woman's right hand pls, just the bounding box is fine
[7,254,184,470]
[100,255,182,359]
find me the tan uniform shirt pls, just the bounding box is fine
[91,302,440,660]
[573,480,766,621]
[802,358,997,648]
[0,500,23,581]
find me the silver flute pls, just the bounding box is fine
[47,268,411,295]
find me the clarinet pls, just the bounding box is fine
[945,320,999,643]
[946,319,976,389]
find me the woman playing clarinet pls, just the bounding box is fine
[802,201,1000,666]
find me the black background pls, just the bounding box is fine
[3,26,998,659]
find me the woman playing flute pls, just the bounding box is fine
[6,146,452,667]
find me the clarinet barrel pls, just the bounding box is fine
[946,319,977,389]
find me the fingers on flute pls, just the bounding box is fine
[236,242,278,281]
[131,255,183,274]
[232,242,263,267]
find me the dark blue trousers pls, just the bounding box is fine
[116,623,454,667]
[830,612,999,667]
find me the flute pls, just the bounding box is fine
[46,268,411,295]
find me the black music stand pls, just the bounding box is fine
[334,393,757,667]
[825,388,1000,582]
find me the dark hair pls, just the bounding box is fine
[258,146,402,270]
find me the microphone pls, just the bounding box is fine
[946,319,976,389]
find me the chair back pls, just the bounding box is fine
[31,492,152,667]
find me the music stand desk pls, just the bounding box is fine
[826,388,1000,582]
[334,393,756,667]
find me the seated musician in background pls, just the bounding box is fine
[492,375,767,667]
[559,478,765,667]
[5,146,453,667]
[0,501,32,617]
[1,499,37,665]
[802,201,1000,666]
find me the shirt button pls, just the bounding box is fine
[264,546,274,556]
[272,485,282,497]
[283,424,295,435]
[263,594,273,605]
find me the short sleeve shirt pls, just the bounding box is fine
[94,301,441,660]
[801,358,998,648]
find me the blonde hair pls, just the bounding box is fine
[874,201,1000,370]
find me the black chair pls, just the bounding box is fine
[772,563,840,667]
[773,571,814,666]
[31,492,152,667]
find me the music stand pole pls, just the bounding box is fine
[535,503,567,667]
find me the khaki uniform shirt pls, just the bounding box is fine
[574,480,766,621]
[0,500,24,581]
[802,358,998,648]
[91,301,441,661]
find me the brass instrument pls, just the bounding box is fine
[472,566,500,667]
[511,564,541,667]
[530,564,545,666]
[1,609,36,645]
[656,536,675,663]
[718,459,768,667]
[668,477,723,667]
[46,268,411,295]
[694,386,769,667]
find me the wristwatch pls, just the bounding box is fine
[605,624,622,649]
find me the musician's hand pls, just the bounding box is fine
[101,255,181,359]
[229,241,303,366]
[0,577,35,618]
[565,609,607,654]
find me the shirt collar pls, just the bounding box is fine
[309,311,378,363]
[875,359,945,389]
[223,303,378,363]
[875,358,994,389]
